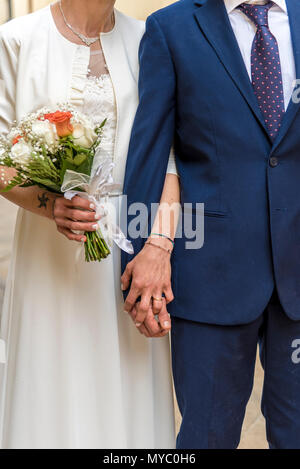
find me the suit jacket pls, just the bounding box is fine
[122,0,300,325]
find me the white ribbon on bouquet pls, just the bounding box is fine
[61,159,134,255]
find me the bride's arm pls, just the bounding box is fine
[0,167,56,219]
[122,163,180,338]
[149,151,180,253]
[0,27,99,242]
[0,167,100,242]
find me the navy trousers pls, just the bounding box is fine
[171,291,300,449]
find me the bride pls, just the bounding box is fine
[0,0,176,449]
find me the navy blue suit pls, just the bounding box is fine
[123,0,300,448]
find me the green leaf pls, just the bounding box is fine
[76,155,93,176]
[29,176,62,193]
[73,153,88,166]
[0,174,25,192]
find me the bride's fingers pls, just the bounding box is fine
[128,304,138,322]
[124,286,140,314]
[70,196,94,211]
[55,196,94,213]
[121,261,134,292]
[134,294,151,326]
[57,226,86,242]
[164,285,175,304]
[56,218,99,233]
[66,208,100,223]
[152,292,164,316]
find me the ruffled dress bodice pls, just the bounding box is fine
[68,43,117,174]
[82,74,117,172]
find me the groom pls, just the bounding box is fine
[122,0,300,449]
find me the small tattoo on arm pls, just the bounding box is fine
[38,192,50,209]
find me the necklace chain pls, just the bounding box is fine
[59,1,114,47]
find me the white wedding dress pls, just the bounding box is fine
[0,43,175,449]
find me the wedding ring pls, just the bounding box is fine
[152,297,163,302]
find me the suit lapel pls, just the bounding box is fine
[194,0,271,140]
[271,0,300,152]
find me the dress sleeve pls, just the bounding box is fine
[122,14,177,272]
[0,28,20,136]
[167,147,178,176]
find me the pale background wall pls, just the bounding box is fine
[0,0,267,449]
[0,0,175,23]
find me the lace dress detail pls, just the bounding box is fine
[81,74,117,173]
[77,49,177,177]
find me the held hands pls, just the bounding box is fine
[129,299,171,338]
[53,195,101,242]
[121,238,174,338]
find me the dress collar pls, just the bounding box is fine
[224,0,287,14]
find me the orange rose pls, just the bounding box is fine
[44,111,74,138]
[12,135,23,145]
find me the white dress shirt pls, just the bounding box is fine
[224,0,296,110]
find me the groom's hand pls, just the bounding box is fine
[129,300,171,338]
[122,241,174,327]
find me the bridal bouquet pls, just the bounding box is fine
[0,106,114,262]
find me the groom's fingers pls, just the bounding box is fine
[152,330,170,338]
[158,300,171,332]
[144,311,162,336]
[129,304,169,338]
[137,324,150,338]
[128,305,150,337]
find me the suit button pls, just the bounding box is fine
[269,157,279,168]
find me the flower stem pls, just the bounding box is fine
[84,230,110,262]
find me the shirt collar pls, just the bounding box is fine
[224,0,287,14]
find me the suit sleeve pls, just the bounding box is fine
[122,14,176,271]
[0,29,19,136]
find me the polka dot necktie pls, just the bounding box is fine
[238,2,285,140]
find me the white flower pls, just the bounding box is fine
[0,145,6,158]
[32,120,58,147]
[72,121,97,149]
[11,141,33,166]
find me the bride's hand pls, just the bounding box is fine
[53,195,101,242]
[122,241,174,325]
